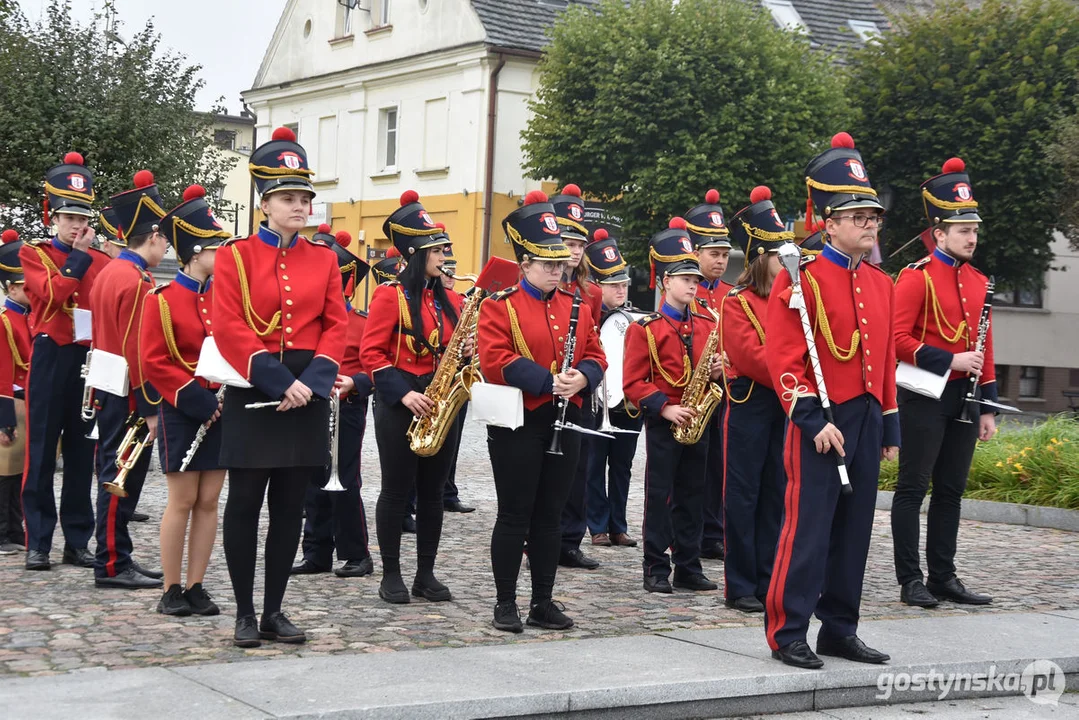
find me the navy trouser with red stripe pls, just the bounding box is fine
[302,397,370,566]
[93,391,152,579]
[642,420,709,580]
[701,401,726,548]
[765,394,882,651]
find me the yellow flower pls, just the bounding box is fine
[996,461,1004,467]
[1014,463,1024,472]
[1024,446,1033,452]
[1051,437,1060,444]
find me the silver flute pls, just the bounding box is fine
[179,387,226,472]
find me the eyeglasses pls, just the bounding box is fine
[536,260,567,274]
[832,213,885,228]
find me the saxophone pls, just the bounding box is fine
[672,307,724,445]
[407,271,484,457]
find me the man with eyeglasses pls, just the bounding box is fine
[764,132,899,670]
[890,157,996,609]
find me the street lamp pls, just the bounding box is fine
[211,186,244,237]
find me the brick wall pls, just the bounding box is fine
[997,365,1079,414]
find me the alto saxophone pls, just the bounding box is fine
[406,270,484,457]
[672,307,724,445]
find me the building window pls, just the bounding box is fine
[213,129,236,151]
[374,0,391,27]
[995,283,1043,308]
[335,3,354,37]
[995,365,1010,398]
[761,0,807,32]
[377,107,399,171]
[1069,368,1079,387]
[1018,366,1043,399]
[847,20,880,42]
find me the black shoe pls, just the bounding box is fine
[62,547,94,568]
[130,511,149,522]
[378,573,411,604]
[643,575,673,594]
[700,541,725,560]
[725,595,765,613]
[335,557,374,577]
[558,548,600,569]
[234,615,261,648]
[900,579,940,608]
[772,640,824,669]
[526,600,574,630]
[493,601,523,633]
[926,577,992,605]
[156,584,192,616]
[183,583,220,616]
[402,515,417,534]
[443,500,475,513]
[290,560,331,575]
[132,561,164,580]
[412,574,452,602]
[673,573,718,592]
[816,634,890,664]
[25,550,50,571]
[259,611,306,643]
[94,567,164,589]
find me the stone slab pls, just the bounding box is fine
[874,490,1079,532]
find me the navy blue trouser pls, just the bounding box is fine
[586,407,641,536]
[701,401,727,548]
[302,397,370,566]
[765,394,882,651]
[93,392,152,578]
[722,380,786,601]
[21,337,96,554]
[561,403,596,553]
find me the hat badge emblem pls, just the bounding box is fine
[68,174,85,191]
[541,213,560,234]
[955,183,972,201]
[603,246,617,262]
[680,238,693,253]
[847,160,867,181]
[569,204,583,220]
[709,212,724,227]
[771,209,783,225]
[279,152,302,170]
[419,211,436,227]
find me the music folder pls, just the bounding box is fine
[470,382,524,430]
[85,348,130,397]
[896,361,948,399]
[194,337,253,388]
[73,308,92,343]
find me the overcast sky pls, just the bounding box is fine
[16,0,288,114]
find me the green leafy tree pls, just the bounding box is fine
[521,0,850,263]
[848,0,1079,288]
[1051,91,1079,249]
[0,1,235,238]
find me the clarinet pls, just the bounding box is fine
[179,387,226,472]
[957,276,994,424]
[547,289,582,456]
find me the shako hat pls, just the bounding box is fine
[502,190,571,262]
[159,185,229,264]
[649,217,704,289]
[372,246,404,284]
[98,206,125,247]
[0,230,25,285]
[382,190,450,256]
[249,126,315,198]
[328,229,370,294]
[921,157,982,225]
[728,186,795,268]
[44,152,95,222]
[549,183,588,242]
[110,170,166,241]
[804,132,883,225]
[684,189,731,249]
[584,228,629,284]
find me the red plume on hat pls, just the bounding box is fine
[668,217,688,230]
[524,190,548,205]
[335,231,351,246]
[560,183,582,197]
[1,229,18,244]
[183,185,206,202]
[133,170,155,188]
[386,246,402,259]
[272,126,297,142]
[750,186,772,204]
[593,228,609,242]
[64,152,85,166]
[831,132,855,149]
[705,189,720,204]
[317,223,332,234]
[942,157,966,173]
[400,190,420,206]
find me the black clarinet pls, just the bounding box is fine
[957,276,994,424]
[547,289,582,456]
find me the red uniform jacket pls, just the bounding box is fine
[766,244,900,447]
[341,304,372,399]
[140,273,220,424]
[213,226,348,402]
[696,277,733,311]
[360,281,463,405]
[623,301,716,417]
[721,286,774,392]
[894,248,997,405]
[0,299,32,428]
[561,279,603,331]
[478,279,606,411]
[88,251,160,417]
[20,238,110,344]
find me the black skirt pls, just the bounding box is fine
[158,401,223,474]
[220,350,331,469]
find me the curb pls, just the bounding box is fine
[875,490,1079,533]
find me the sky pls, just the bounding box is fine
[16,0,288,113]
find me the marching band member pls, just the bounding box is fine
[720,186,793,613]
[891,158,996,608]
[214,127,347,647]
[583,229,641,548]
[764,132,899,669]
[141,185,229,615]
[624,219,722,595]
[551,184,602,571]
[478,190,606,633]
[0,230,31,555]
[359,191,461,605]
[89,170,169,590]
[291,226,375,579]
[98,206,126,259]
[686,189,733,561]
[21,152,110,571]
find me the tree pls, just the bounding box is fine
[520,0,850,263]
[1051,91,1079,249]
[847,0,1079,288]
[0,1,235,237]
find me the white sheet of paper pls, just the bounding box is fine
[896,361,948,399]
[470,382,524,430]
[85,348,129,397]
[73,308,92,343]
[194,337,253,389]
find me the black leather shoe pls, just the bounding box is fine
[900,579,940,608]
[673,573,718,591]
[130,511,149,523]
[493,601,523,633]
[526,600,574,630]
[132,561,164,580]
[259,611,306,643]
[558,548,600,569]
[926,577,992,605]
[290,560,331,575]
[157,584,192,616]
[411,574,452,602]
[25,550,50,571]
[62,547,94,568]
[402,515,417,534]
[725,595,765,613]
[95,567,163,589]
[772,640,824,669]
[443,500,475,513]
[378,573,411,604]
[234,615,261,648]
[700,541,725,560]
[335,557,374,577]
[816,634,890,664]
[183,583,220,616]
[643,575,673,594]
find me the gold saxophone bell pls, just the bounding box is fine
[672,307,724,445]
[104,414,153,498]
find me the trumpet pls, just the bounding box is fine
[596,375,639,436]
[80,353,96,422]
[104,413,154,497]
[323,389,345,492]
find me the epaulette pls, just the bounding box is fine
[488,286,518,302]
[800,253,817,267]
[694,297,710,309]
[303,235,329,247]
[556,286,576,298]
[906,256,931,271]
[635,313,661,327]
[728,284,747,297]
[148,283,170,295]
[26,237,48,246]
[221,236,243,247]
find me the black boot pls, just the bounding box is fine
[378,558,410,604]
[412,555,451,601]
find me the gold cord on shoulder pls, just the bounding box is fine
[922,270,967,345]
[231,246,280,337]
[0,313,28,371]
[157,295,197,372]
[804,269,860,362]
[646,326,691,388]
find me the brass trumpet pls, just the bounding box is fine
[104,413,153,497]
[80,353,96,422]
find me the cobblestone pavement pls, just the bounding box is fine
[2,413,1078,677]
